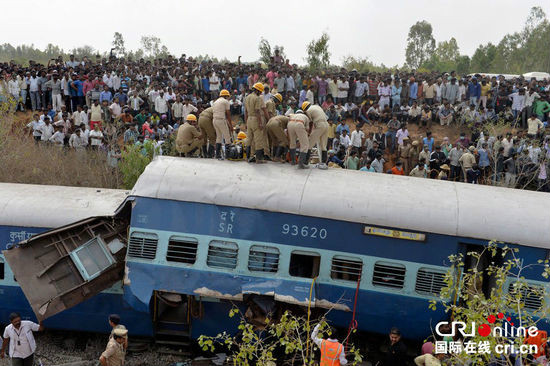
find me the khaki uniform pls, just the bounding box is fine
[212,97,232,144]
[305,105,329,152]
[288,114,310,151]
[101,338,125,366]
[399,144,411,173]
[245,93,268,152]
[198,107,215,146]
[176,122,202,154]
[265,100,277,119]
[266,116,289,148]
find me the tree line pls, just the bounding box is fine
[1,6,548,75]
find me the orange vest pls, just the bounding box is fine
[320,339,343,366]
[525,330,547,358]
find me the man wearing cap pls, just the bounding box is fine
[212,89,233,159]
[108,314,127,350]
[176,114,203,157]
[100,328,127,366]
[1,312,44,366]
[244,83,270,163]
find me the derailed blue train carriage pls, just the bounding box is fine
[0,184,151,336]
[121,157,550,340]
[3,157,550,342]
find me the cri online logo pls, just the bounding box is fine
[436,313,539,338]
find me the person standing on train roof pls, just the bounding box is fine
[382,327,408,366]
[108,314,128,351]
[100,328,127,366]
[311,322,347,365]
[1,312,44,366]
[302,101,329,169]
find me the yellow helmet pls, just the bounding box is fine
[186,114,197,122]
[237,131,247,140]
[273,93,283,103]
[301,101,311,111]
[252,82,264,93]
[220,89,230,97]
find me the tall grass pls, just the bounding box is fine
[0,112,121,188]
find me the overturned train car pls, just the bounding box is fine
[3,157,550,341]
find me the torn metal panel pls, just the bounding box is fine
[3,216,128,320]
[125,261,352,313]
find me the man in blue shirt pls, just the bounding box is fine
[99,85,112,104]
[409,78,418,106]
[335,120,350,135]
[468,78,481,107]
[71,75,85,108]
[236,73,248,93]
[422,131,435,153]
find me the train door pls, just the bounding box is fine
[461,243,504,299]
[152,291,195,348]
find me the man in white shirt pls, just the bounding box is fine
[27,71,40,111]
[1,312,44,366]
[154,92,168,115]
[26,114,44,143]
[40,118,54,141]
[350,124,364,152]
[311,323,347,366]
[181,98,198,119]
[209,72,220,99]
[49,126,65,146]
[109,98,122,119]
[69,129,88,150]
[354,77,367,104]
[336,76,349,105]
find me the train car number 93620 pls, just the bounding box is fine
[281,224,327,239]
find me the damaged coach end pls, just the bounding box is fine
[3,215,129,321]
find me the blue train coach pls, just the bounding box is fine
[3,156,550,341]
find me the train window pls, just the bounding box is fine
[372,261,406,289]
[331,256,362,282]
[248,245,279,273]
[207,241,238,269]
[167,236,198,265]
[415,268,446,296]
[128,232,158,260]
[0,260,4,280]
[508,283,543,311]
[70,237,115,281]
[289,251,320,279]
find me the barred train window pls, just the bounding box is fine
[372,261,406,289]
[331,256,362,282]
[128,232,158,260]
[248,245,279,273]
[508,283,543,311]
[166,236,198,264]
[207,241,238,269]
[415,268,446,296]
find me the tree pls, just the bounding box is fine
[342,55,387,73]
[470,43,498,72]
[199,307,363,366]
[71,45,95,60]
[258,38,272,64]
[112,32,126,57]
[405,20,436,69]
[306,32,331,71]
[429,242,550,366]
[434,38,460,63]
[140,35,165,58]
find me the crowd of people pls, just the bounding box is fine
[0,52,548,191]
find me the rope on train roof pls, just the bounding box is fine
[305,276,317,364]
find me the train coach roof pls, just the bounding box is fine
[0,183,128,228]
[131,157,550,249]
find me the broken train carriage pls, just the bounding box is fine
[3,156,550,341]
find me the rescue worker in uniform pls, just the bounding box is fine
[265,92,283,158]
[244,82,270,163]
[302,101,329,169]
[311,323,347,366]
[100,328,127,366]
[266,115,290,163]
[212,89,233,160]
[108,314,127,350]
[198,106,215,158]
[175,114,203,157]
[287,110,311,169]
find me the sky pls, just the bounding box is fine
[2,0,550,66]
